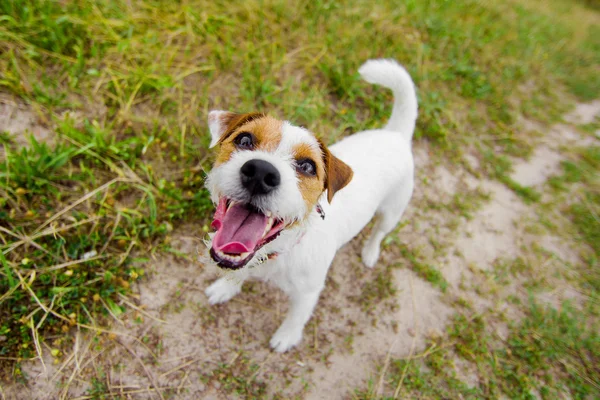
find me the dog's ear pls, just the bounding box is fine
[207,110,265,148]
[319,139,353,203]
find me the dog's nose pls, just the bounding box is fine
[240,159,281,195]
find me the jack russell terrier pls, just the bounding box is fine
[203,59,417,352]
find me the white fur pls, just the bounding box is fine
[358,59,418,139]
[205,59,418,352]
[277,122,321,155]
[207,110,229,148]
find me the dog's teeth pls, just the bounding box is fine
[216,249,250,263]
[263,217,274,236]
[265,211,272,217]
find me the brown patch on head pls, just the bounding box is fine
[293,142,327,212]
[318,139,353,203]
[213,112,266,145]
[214,113,283,165]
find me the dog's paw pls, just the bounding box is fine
[270,324,303,353]
[205,277,241,305]
[361,243,380,268]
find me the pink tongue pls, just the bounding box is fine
[212,204,268,254]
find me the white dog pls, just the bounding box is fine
[204,59,417,352]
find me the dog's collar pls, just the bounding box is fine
[254,251,281,264]
[256,229,308,263]
[316,203,326,220]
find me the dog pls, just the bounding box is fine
[203,59,417,352]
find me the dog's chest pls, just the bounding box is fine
[246,255,298,293]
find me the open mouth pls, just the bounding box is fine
[210,198,285,269]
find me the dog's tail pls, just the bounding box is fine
[358,59,418,141]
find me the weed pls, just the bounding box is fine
[353,265,397,313]
[425,187,491,220]
[578,118,600,136]
[501,300,600,398]
[547,145,600,290]
[387,348,483,399]
[490,257,530,285]
[399,248,448,292]
[450,189,490,220]
[207,354,267,397]
[450,314,489,360]
[366,300,599,399]
[86,369,109,399]
[483,150,541,203]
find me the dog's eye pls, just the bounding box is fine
[234,132,254,150]
[296,159,317,176]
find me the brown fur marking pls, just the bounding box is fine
[318,139,354,203]
[293,142,326,212]
[216,112,266,146]
[214,114,283,165]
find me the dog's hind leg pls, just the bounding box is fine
[361,179,414,268]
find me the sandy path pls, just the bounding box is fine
[2,101,599,399]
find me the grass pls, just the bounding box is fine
[204,354,268,398]
[356,300,600,399]
[353,265,397,313]
[0,119,212,369]
[549,146,600,249]
[0,0,598,395]
[421,184,491,220]
[546,144,600,294]
[482,150,542,204]
[399,247,448,292]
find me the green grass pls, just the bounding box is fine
[423,186,491,220]
[483,150,542,204]
[548,145,600,292]
[356,301,600,399]
[353,265,397,312]
[0,122,212,368]
[203,353,268,398]
[0,0,598,389]
[399,247,448,292]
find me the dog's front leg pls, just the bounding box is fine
[205,273,245,305]
[269,288,322,352]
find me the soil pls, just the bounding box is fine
[2,101,599,400]
[0,95,53,149]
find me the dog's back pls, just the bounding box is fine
[317,60,418,258]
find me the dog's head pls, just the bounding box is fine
[205,111,353,270]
